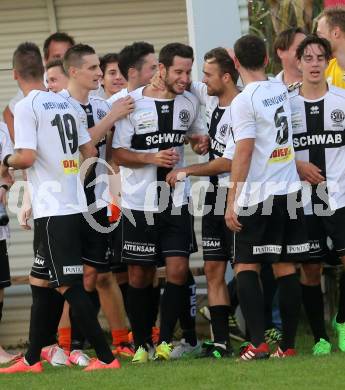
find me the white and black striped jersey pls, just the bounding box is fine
[14,90,90,218]
[231,79,300,207]
[107,88,129,105]
[59,89,111,208]
[191,82,234,187]
[290,86,345,213]
[112,86,205,211]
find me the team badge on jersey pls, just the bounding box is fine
[331,109,345,123]
[62,159,79,174]
[179,109,190,125]
[219,124,228,138]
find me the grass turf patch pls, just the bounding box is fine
[0,327,341,390]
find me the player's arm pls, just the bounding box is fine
[225,94,255,232]
[87,97,134,144]
[166,157,231,188]
[295,160,324,184]
[2,149,37,170]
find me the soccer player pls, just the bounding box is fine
[61,43,134,357]
[274,27,306,85]
[113,42,206,363]
[0,42,120,373]
[291,35,345,355]
[225,35,309,360]
[3,32,75,141]
[100,53,127,98]
[46,59,69,93]
[317,6,345,88]
[0,121,20,364]
[166,47,239,358]
[106,42,161,342]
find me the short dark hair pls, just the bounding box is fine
[159,43,194,69]
[46,59,64,72]
[234,35,267,71]
[296,35,332,61]
[12,42,44,81]
[204,47,238,84]
[273,27,307,63]
[43,32,75,61]
[118,41,154,80]
[320,6,345,34]
[100,53,119,74]
[63,44,96,73]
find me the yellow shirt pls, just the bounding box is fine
[325,58,345,89]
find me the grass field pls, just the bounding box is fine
[0,328,342,390]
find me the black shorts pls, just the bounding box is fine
[31,228,50,281]
[0,240,10,288]
[121,204,197,266]
[306,208,345,264]
[109,222,128,274]
[202,214,233,262]
[234,192,309,264]
[34,214,84,288]
[81,207,110,272]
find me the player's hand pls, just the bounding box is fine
[151,148,179,168]
[150,71,166,91]
[166,168,187,188]
[296,161,325,185]
[225,201,242,232]
[19,206,32,230]
[0,187,7,206]
[110,96,135,120]
[188,134,209,155]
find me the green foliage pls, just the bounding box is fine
[248,0,324,74]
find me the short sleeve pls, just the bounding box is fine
[230,92,256,141]
[190,81,208,106]
[187,100,206,135]
[14,99,38,150]
[112,116,135,149]
[78,120,91,146]
[223,136,235,160]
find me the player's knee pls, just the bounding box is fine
[204,262,225,285]
[83,270,97,292]
[166,264,188,285]
[301,263,322,285]
[96,272,112,290]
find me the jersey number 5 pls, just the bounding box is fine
[274,106,289,145]
[51,114,78,154]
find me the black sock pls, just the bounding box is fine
[159,282,186,344]
[70,290,100,350]
[227,278,239,315]
[278,274,301,351]
[45,289,65,346]
[25,285,53,365]
[0,301,3,322]
[301,284,329,342]
[236,271,265,347]
[149,285,161,328]
[127,285,152,349]
[119,282,129,316]
[260,264,277,329]
[63,284,113,364]
[179,270,197,346]
[337,272,345,323]
[209,305,230,345]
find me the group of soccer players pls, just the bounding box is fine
[0,4,345,374]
